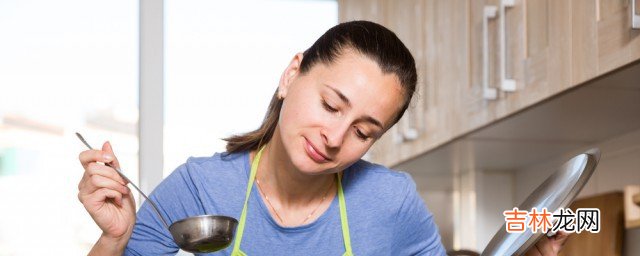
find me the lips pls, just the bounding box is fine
[304,138,330,163]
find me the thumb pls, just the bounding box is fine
[550,231,570,253]
[101,141,121,168]
[102,141,113,152]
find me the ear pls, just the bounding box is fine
[278,52,304,99]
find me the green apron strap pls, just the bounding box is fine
[337,172,354,254]
[232,145,265,253]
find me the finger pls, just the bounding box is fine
[553,230,570,242]
[550,231,570,252]
[122,191,137,209]
[102,141,120,169]
[79,149,114,169]
[78,169,89,190]
[81,188,124,208]
[535,236,555,256]
[86,162,127,185]
[83,174,130,196]
[96,188,124,207]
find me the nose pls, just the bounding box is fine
[321,121,350,149]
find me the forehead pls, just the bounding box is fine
[308,50,405,128]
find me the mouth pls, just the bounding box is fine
[304,137,331,163]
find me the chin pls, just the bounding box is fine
[291,151,328,175]
[292,146,337,176]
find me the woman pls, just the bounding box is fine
[78,21,568,255]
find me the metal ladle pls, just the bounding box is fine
[76,132,238,253]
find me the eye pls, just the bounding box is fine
[321,100,338,113]
[354,127,371,141]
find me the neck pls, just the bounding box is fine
[251,132,335,208]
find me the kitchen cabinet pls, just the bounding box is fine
[371,0,475,165]
[597,0,640,76]
[367,0,428,165]
[338,0,640,167]
[338,0,386,24]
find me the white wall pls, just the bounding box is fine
[475,171,514,251]
[420,190,454,250]
[515,128,640,203]
[417,169,515,253]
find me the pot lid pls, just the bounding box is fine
[481,148,601,256]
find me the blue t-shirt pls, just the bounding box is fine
[125,150,446,255]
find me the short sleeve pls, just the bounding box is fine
[124,162,204,255]
[393,173,447,256]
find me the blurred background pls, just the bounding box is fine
[1,0,640,255]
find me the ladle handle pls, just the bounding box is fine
[76,132,170,229]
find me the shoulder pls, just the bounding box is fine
[345,159,417,195]
[145,150,249,220]
[346,160,446,254]
[169,151,250,184]
[342,159,418,215]
[182,151,248,173]
[152,151,249,213]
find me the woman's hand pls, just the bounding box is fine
[524,231,570,256]
[78,141,136,250]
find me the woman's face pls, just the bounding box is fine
[275,49,405,175]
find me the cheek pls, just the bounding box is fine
[278,92,324,139]
[280,93,325,128]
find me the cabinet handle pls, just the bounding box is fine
[633,0,640,29]
[499,0,517,92]
[392,115,418,144]
[400,111,418,142]
[483,5,498,100]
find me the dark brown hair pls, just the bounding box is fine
[223,20,417,154]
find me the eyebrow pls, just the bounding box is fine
[324,84,385,130]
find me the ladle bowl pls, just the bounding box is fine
[169,215,238,253]
[76,132,239,253]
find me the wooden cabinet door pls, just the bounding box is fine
[369,0,428,165]
[524,0,640,98]
[370,0,474,166]
[597,0,640,76]
[338,0,386,23]
[521,0,573,104]
[465,0,528,132]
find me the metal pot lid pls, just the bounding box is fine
[481,148,601,256]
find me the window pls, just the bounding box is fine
[0,1,138,254]
[164,0,338,176]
